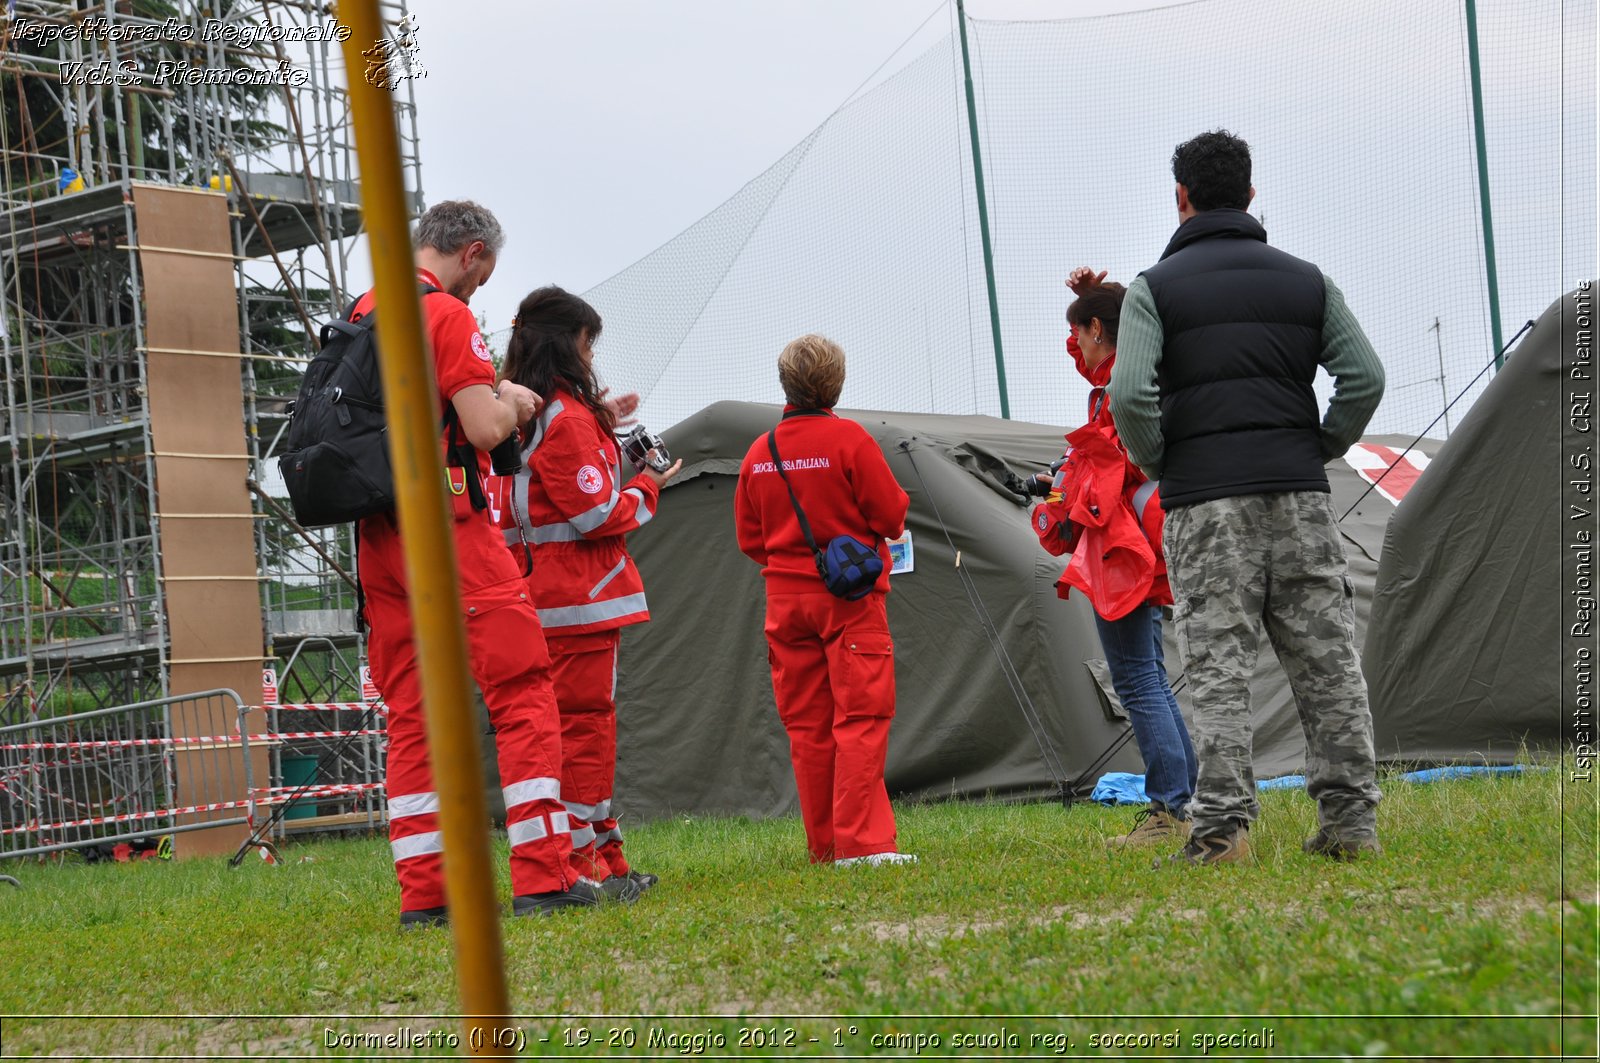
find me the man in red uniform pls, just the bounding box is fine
[734,334,914,867]
[354,200,596,927]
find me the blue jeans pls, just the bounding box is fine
[1093,605,1197,817]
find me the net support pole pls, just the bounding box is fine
[955,0,1009,419]
[1464,0,1505,369]
[337,0,511,1043]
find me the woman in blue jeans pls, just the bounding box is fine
[1034,267,1198,846]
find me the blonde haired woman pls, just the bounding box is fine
[734,335,915,867]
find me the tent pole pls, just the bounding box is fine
[1464,0,1505,369]
[955,0,1010,418]
[1431,318,1453,437]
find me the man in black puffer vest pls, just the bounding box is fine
[1110,130,1387,867]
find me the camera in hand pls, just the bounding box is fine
[489,432,523,476]
[1025,454,1071,497]
[618,424,672,474]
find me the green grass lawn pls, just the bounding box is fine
[0,765,1593,1059]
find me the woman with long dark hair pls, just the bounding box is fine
[498,285,681,899]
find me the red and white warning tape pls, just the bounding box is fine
[1,729,384,752]
[256,702,387,714]
[252,781,384,803]
[250,730,385,742]
[0,797,251,836]
[1,737,228,751]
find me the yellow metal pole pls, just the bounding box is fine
[337,0,511,1043]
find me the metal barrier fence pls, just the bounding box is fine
[0,688,254,860]
[258,699,387,838]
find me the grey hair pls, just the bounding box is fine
[414,199,505,256]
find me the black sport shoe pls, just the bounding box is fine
[512,879,604,917]
[600,874,643,903]
[1159,826,1251,868]
[1303,827,1382,861]
[399,905,449,930]
[625,869,659,891]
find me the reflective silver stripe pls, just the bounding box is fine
[388,792,439,819]
[563,798,602,821]
[507,817,547,847]
[502,776,561,809]
[510,399,564,537]
[593,798,613,821]
[537,592,648,629]
[569,486,622,533]
[623,487,654,526]
[587,559,628,600]
[391,831,443,862]
[569,824,597,849]
[510,449,535,539]
[528,398,565,452]
[592,826,623,847]
[1132,480,1160,522]
[530,522,584,544]
[507,810,569,848]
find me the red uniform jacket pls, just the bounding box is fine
[1032,335,1171,615]
[495,387,658,635]
[734,408,909,596]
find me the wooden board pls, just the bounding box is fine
[132,183,267,858]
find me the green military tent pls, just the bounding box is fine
[1366,290,1578,762]
[611,401,1442,823]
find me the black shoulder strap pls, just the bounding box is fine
[419,281,487,512]
[1089,386,1107,423]
[442,405,493,513]
[336,281,443,330]
[766,424,822,559]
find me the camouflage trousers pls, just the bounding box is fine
[1164,491,1380,840]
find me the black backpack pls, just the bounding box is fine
[280,284,481,527]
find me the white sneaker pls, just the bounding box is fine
[835,851,918,868]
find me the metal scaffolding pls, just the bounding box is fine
[0,0,420,836]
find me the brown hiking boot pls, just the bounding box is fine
[1159,825,1251,867]
[1106,807,1190,848]
[1303,827,1382,861]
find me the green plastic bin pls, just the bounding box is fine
[280,754,319,820]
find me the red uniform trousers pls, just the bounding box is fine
[546,630,631,882]
[763,590,898,862]
[362,512,572,912]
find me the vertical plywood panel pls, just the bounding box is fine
[132,184,266,858]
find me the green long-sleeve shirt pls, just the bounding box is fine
[1109,272,1386,479]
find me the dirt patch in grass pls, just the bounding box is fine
[850,903,1137,944]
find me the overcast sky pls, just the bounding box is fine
[360,0,1175,337]
[333,0,1592,434]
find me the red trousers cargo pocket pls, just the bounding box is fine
[838,631,895,719]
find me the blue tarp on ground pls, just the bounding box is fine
[1088,772,1148,805]
[1090,765,1528,805]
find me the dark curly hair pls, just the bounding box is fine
[499,286,613,432]
[1171,129,1252,212]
